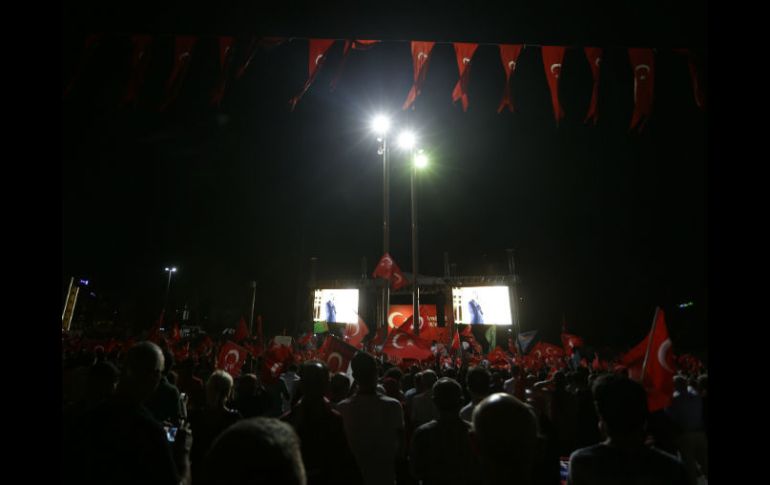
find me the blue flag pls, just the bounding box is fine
[517,330,538,354]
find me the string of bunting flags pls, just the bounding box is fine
[64,34,705,131]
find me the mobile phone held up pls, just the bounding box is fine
[164,426,178,443]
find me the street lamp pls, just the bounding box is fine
[164,266,177,318]
[372,114,392,332]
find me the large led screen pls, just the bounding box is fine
[452,286,512,325]
[313,289,360,324]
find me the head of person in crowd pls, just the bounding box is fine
[552,370,567,391]
[118,341,164,404]
[592,374,649,443]
[383,366,403,385]
[206,370,234,410]
[199,417,306,485]
[444,367,458,380]
[420,370,438,393]
[329,372,351,403]
[413,372,424,393]
[351,352,378,392]
[402,372,415,393]
[161,348,174,377]
[471,393,541,484]
[673,375,688,394]
[298,360,328,402]
[236,373,259,399]
[433,378,464,419]
[86,360,120,404]
[466,366,491,402]
[287,363,299,374]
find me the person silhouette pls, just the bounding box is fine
[467,292,484,324]
[326,296,337,323]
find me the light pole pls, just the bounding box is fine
[397,131,423,336]
[164,266,177,318]
[372,115,391,332]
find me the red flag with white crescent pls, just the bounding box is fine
[541,46,566,124]
[673,48,705,111]
[382,329,433,361]
[344,315,370,349]
[290,39,336,111]
[402,41,435,110]
[372,253,409,290]
[451,329,460,351]
[217,341,249,377]
[451,42,479,111]
[319,335,358,373]
[628,48,655,132]
[234,317,250,342]
[584,47,603,125]
[497,44,524,113]
[234,36,286,80]
[331,39,379,90]
[211,36,236,107]
[160,36,197,111]
[620,307,675,411]
[123,35,153,106]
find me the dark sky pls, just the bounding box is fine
[62,2,707,350]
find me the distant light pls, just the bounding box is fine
[678,301,694,309]
[171,267,177,273]
[79,279,89,286]
[397,131,416,150]
[371,115,390,135]
[414,151,428,169]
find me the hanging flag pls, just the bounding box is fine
[64,34,102,98]
[382,329,434,361]
[289,39,336,111]
[516,330,538,354]
[234,316,250,342]
[123,35,153,106]
[211,36,236,107]
[319,335,359,373]
[673,48,705,111]
[584,47,603,125]
[330,39,379,90]
[402,41,436,110]
[217,341,249,377]
[235,36,286,80]
[628,48,655,132]
[160,36,197,111]
[344,315,370,349]
[620,307,676,411]
[372,253,409,290]
[497,44,524,113]
[451,42,479,111]
[541,46,567,124]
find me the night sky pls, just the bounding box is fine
[62,2,707,351]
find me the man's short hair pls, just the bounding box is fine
[200,417,306,485]
[591,374,648,436]
[472,393,539,470]
[351,352,377,385]
[124,341,163,379]
[466,366,491,396]
[432,378,463,413]
[207,370,234,401]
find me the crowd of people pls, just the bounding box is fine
[62,335,708,485]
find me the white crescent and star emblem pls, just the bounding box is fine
[327,352,343,372]
[462,57,471,65]
[508,60,517,72]
[349,323,360,337]
[417,52,427,61]
[635,64,650,81]
[392,333,406,349]
[225,349,239,368]
[658,339,674,373]
[315,54,324,65]
[595,57,602,67]
[388,312,404,327]
[550,63,562,78]
[393,273,403,284]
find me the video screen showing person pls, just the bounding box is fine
[313,289,359,324]
[452,286,512,325]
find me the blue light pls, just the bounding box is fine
[79,279,89,286]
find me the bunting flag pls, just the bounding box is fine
[330,39,379,90]
[64,34,102,98]
[584,47,603,124]
[234,316,250,342]
[289,39,336,111]
[620,307,676,411]
[674,48,705,111]
[372,253,409,290]
[235,36,286,80]
[451,42,479,111]
[542,46,567,124]
[211,36,236,107]
[217,341,249,377]
[123,35,153,106]
[628,48,655,132]
[344,315,370,349]
[160,36,197,111]
[402,41,436,110]
[497,44,524,113]
[382,329,434,360]
[319,334,358,373]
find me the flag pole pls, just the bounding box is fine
[640,307,660,382]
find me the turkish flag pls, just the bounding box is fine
[372,253,409,290]
[584,47,603,125]
[217,341,249,377]
[344,316,370,349]
[451,329,461,351]
[382,329,433,361]
[234,36,286,80]
[211,36,236,107]
[403,41,436,110]
[290,39,336,111]
[497,44,524,113]
[319,335,359,373]
[628,48,655,132]
[234,317,250,342]
[331,39,380,90]
[161,36,197,111]
[542,46,566,124]
[487,347,509,366]
[451,42,479,111]
[529,341,564,359]
[620,307,675,411]
[560,332,584,356]
[123,35,153,106]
